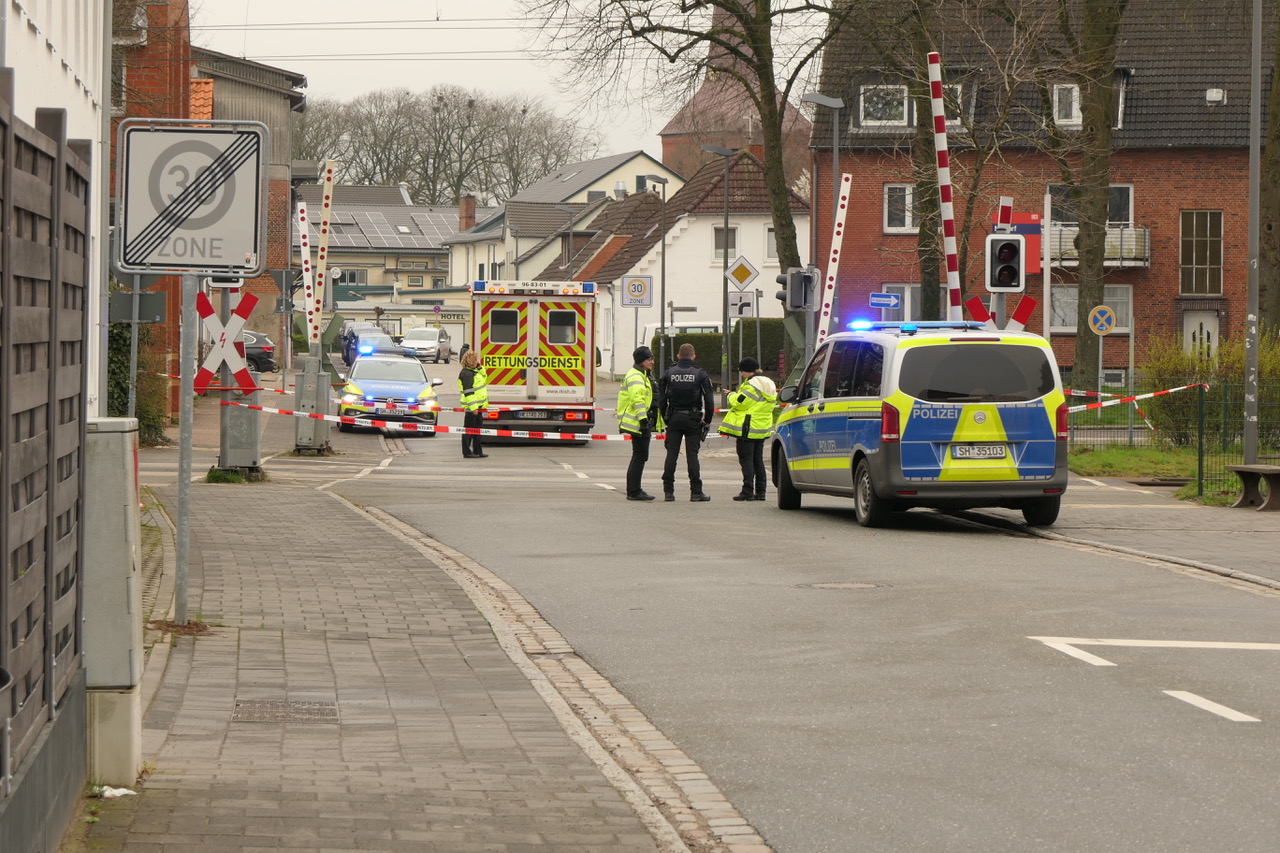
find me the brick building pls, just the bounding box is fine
[806,1,1274,376]
[111,2,304,409]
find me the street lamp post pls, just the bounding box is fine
[802,92,844,356]
[643,175,670,372]
[702,144,735,401]
[555,204,577,279]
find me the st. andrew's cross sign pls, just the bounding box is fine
[115,119,268,276]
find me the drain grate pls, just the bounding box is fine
[798,582,886,590]
[231,700,339,723]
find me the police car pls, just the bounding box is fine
[771,321,1068,527]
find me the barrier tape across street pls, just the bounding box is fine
[1066,382,1208,414]
[220,400,737,442]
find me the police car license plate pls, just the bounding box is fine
[379,406,410,416]
[516,410,547,419]
[952,443,1006,460]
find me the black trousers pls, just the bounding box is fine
[626,430,651,496]
[661,410,703,494]
[462,410,484,456]
[736,437,767,496]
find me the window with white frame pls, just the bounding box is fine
[1053,84,1082,126]
[860,85,908,126]
[1050,284,1132,333]
[1048,184,1133,226]
[942,84,964,124]
[881,284,923,322]
[1180,210,1223,295]
[336,268,367,286]
[883,184,919,233]
[714,226,738,261]
[765,227,778,261]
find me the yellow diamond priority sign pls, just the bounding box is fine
[725,256,759,291]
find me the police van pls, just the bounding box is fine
[771,321,1068,527]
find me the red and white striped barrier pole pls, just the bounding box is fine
[312,159,337,328]
[816,173,853,346]
[928,52,963,322]
[296,200,318,344]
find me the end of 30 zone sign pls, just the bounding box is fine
[115,119,268,276]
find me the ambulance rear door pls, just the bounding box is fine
[474,295,531,401]
[529,296,593,404]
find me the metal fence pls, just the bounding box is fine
[1067,379,1280,496]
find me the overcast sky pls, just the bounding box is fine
[192,0,668,159]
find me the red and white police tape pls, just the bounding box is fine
[219,400,734,441]
[1065,383,1208,414]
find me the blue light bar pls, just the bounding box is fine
[847,319,874,331]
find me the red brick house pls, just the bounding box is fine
[111,1,304,409]
[806,2,1274,377]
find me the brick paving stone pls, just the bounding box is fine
[65,405,666,852]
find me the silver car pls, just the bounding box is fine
[400,327,452,363]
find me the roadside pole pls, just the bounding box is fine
[176,273,197,625]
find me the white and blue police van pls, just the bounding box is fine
[771,321,1069,527]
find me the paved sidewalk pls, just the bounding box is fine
[62,386,689,853]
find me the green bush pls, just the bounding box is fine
[650,318,790,385]
[106,321,170,446]
[1139,327,1280,447]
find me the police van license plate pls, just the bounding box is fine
[380,407,409,416]
[952,443,1006,460]
[516,410,548,419]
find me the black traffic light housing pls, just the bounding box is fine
[984,233,1026,293]
[775,267,815,310]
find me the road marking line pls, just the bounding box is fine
[595,483,617,491]
[1032,637,1280,652]
[1163,690,1259,722]
[1034,639,1117,666]
[561,463,589,479]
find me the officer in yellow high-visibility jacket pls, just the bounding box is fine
[617,346,663,500]
[458,349,489,458]
[719,357,777,500]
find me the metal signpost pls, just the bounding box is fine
[622,275,654,353]
[1089,305,1116,421]
[115,119,268,625]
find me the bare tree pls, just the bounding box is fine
[1261,12,1280,328]
[290,87,596,206]
[521,0,854,271]
[291,97,353,164]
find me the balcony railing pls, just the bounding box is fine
[1048,224,1151,269]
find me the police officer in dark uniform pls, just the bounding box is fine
[658,342,716,501]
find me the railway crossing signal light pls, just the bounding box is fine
[775,268,815,310]
[985,233,1026,293]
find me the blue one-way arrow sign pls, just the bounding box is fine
[869,292,901,309]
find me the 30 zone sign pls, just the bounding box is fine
[115,119,268,275]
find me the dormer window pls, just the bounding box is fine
[860,85,908,126]
[1053,84,1082,127]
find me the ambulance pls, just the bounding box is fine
[771,321,1069,527]
[468,280,597,441]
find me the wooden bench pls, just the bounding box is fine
[1225,464,1280,511]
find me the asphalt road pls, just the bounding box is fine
[329,390,1280,852]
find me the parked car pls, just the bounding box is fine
[241,330,278,373]
[351,332,409,360]
[338,355,443,434]
[342,324,390,365]
[400,327,452,363]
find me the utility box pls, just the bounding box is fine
[83,417,143,785]
[294,355,330,450]
[220,372,261,469]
